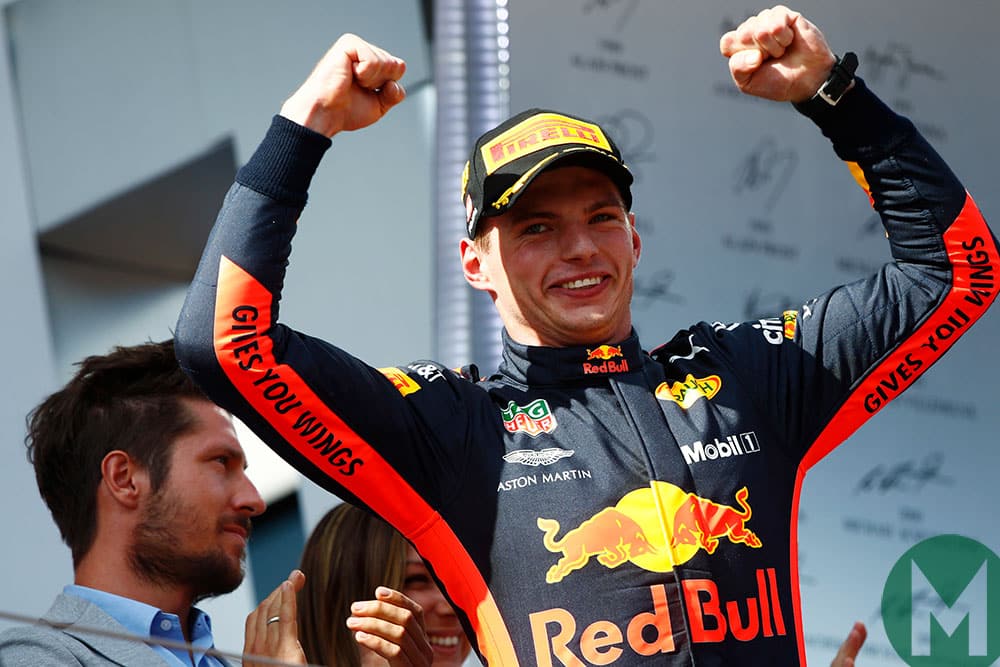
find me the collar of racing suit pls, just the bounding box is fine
[496,329,646,385]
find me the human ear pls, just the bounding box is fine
[100,451,147,510]
[629,212,642,268]
[460,237,493,293]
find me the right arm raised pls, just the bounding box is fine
[174,37,466,530]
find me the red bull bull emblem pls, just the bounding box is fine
[537,482,760,582]
[670,486,761,554]
[782,310,798,340]
[654,374,721,409]
[537,508,657,584]
[587,345,622,361]
[531,483,782,663]
[501,399,558,437]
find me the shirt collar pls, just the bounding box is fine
[65,585,218,666]
[65,584,160,641]
[497,328,645,386]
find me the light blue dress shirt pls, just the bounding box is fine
[65,585,229,666]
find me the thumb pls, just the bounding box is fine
[729,48,764,87]
[378,80,407,110]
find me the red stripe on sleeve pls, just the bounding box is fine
[212,256,519,666]
[801,194,997,471]
[789,193,997,665]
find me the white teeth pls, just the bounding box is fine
[429,635,460,647]
[561,276,602,289]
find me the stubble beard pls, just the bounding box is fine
[128,487,247,601]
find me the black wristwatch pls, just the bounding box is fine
[813,52,858,106]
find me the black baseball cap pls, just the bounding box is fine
[460,109,633,238]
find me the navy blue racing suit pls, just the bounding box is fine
[176,80,998,666]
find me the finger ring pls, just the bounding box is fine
[266,616,280,625]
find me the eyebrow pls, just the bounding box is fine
[507,208,557,222]
[508,198,624,222]
[586,198,626,213]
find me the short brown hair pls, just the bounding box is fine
[25,339,206,565]
[298,503,409,667]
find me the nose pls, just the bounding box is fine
[237,473,267,517]
[559,223,599,261]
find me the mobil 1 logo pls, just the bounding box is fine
[882,534,1000,665]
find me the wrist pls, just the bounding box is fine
[279,95,344,138]
[236,115,332,207]
[797,52,859,107]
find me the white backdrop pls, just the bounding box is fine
[508,1,1000,664]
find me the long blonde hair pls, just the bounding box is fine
[298,503,409,667]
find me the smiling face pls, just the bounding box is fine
[402,547,472,666]
[128,399,266,599]
[461,165,640,348]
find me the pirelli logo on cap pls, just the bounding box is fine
[481,112,613,175]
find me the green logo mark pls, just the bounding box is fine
[882,534,1000,666]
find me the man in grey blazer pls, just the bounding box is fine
[0,340,269,666]
[0,340,432,667]
[0,592,217,666]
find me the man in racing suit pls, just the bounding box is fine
[175,7,997,666]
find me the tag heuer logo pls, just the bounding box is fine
[501,399,558,437]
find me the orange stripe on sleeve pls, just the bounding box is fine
[212,256,519,666]
[846,161,874,208]
[789,193,997,665]
[801,194,997,472]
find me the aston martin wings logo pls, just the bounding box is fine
[503,448,575,466]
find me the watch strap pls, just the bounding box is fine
[813,51,859,106]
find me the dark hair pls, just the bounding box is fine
[26,339,206,565]
[298,503,409,667]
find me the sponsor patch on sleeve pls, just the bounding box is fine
[781,310,798,340]
[378,367,422,397]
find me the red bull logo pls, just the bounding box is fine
[531,485,778,664]
[582,345,628,374]
[670,486,761,554]
[586,345,623,361]
[530,571,787,665]
[537,482,761,583]
[537,509,657,584]
[654,374,721,409]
